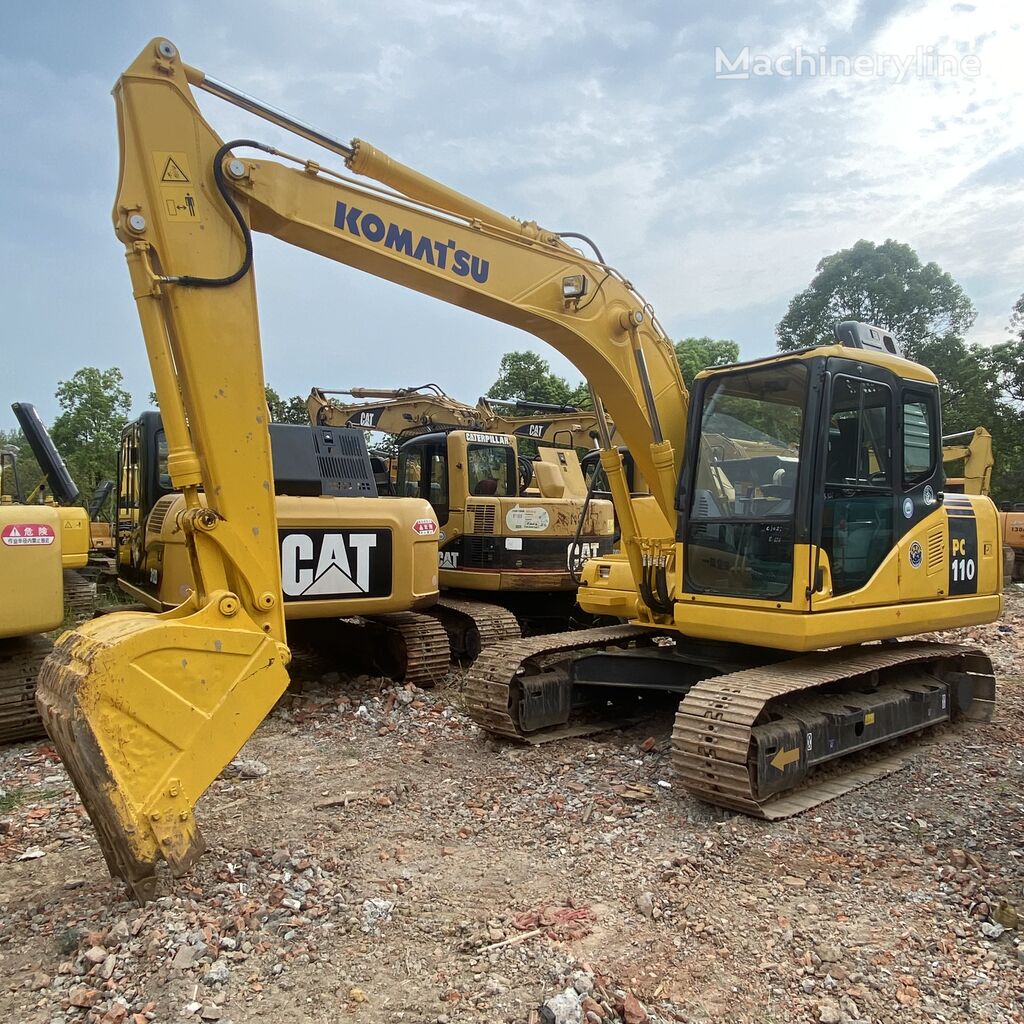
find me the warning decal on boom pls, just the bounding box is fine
[161,157,189,182]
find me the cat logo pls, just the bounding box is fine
[568,540,600,571]
[439,550,460,569]
[349,409,381,428]
[280,528,392,600]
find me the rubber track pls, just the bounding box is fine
[672,641,995,819]
[376,612,452,689]
[433,597,521,659]
[0,634,52,744]
[464,624,653,737]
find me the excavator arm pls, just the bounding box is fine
[308,384,607,450]
[40,38,687,898]
[308,385,488,435]
[36,40,292,900]
[206,108,688,528]
[942,427,994,495]
[483,402,607,450]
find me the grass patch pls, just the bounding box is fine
[0,790,27,814]
[0,787,65,814]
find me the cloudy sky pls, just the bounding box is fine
[1,0,1021,432]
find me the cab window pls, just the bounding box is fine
[821,376,893,596]
[156,429,171,490]
[397,443,449,523]
[686,362,806,599]
[903,393,938,486]
[826,378,891,488]
[467,444,516,497]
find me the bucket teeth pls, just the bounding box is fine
[36,607,289,902]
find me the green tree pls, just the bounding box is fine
[776,239,976,358]
[0,428,43,501]
[50,368,132,491]
[999,293,1024,403]
[674,336,740,386]
[487,351,589,408]
[264,386,310,425]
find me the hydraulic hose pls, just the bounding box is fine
[159,139,278,288]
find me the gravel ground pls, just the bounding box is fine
[1,590,1021,1024]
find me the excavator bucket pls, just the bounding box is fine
[36,605,289,902]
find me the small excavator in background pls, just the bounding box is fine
[0,433,90,744]
[116,410,449,685]
[36,40,1000,900]
[308,386,616,653]
[942,428,994,496]
[941,426,1022,581]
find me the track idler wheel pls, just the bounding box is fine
[35,598,289,902]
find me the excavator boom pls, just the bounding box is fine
[309,385,608,450]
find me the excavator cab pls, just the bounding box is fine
[395,429,614,593]
[673,344,1000,646]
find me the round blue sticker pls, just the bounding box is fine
[909,541,923,569]
[903,497,914,519]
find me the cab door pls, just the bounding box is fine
[115,420,142,579]
[396,437,451,528]
[810,360,898,609]
[896,382,951,602]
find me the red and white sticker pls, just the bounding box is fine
[1,523,56,546]
[412,518,438,536]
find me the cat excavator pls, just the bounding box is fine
[308,385,616,652]
[114,410,448,685]
[38,39,1000,900]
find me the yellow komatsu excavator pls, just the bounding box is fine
[1,440,90,744]
[39,39,1000,900]
[307,386,616,654]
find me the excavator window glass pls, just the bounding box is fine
[396,442,449,523]
[903,395,937,486]
[821,376,894,595]
[686,363,806,599]
[117,427,138,512]
[155,429,171,490]
[467,444,516,497]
